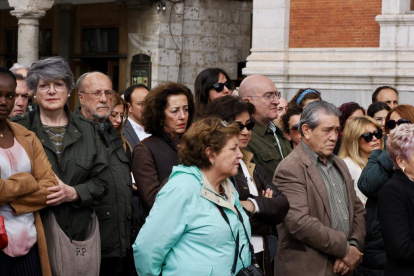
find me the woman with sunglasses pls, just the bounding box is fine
[206,95,289,275]
[281,107,302,149]
[339,116,384,206]
[194,68,232,120]
[385,105,414,134]
[109,93,132,161]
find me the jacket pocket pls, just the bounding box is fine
[259,150,281,162]
[75,154,94,170]
[94,204,115,251]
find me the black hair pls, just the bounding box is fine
[124,84,149,104]
[372,86,398,103]
[367,101,391,118]
[281,107,302,134]
[205,95,255,122]
[0,67,17,85]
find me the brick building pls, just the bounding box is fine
[244,0,414,107]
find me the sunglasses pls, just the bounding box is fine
[236,121,255,131]
[386,118,411,130]
[212,81,232,92]
[289,123,299,133]
[360,129,383,143]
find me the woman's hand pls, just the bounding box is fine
[262,188,273,198]
[240,200,255,213]
[46,174,79,206]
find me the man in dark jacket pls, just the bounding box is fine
[76,72,133,276]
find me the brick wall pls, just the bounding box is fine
[289,0,382,48]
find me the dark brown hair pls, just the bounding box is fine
[385,105,414,134]
[287,88,322,111]
[142,82,194,136]
[205,95,255,122]
[178,116,240,169]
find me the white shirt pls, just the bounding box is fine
[0,138,37,257]
[342,157,367,206]
[128,118,151,141]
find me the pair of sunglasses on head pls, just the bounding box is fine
[212,81,232,92]
[386,118,411,130]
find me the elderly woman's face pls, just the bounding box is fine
[163,94,189,134]
[36,79,68,112]
[210,136,243,177]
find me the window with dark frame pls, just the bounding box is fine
[82,28,119,53]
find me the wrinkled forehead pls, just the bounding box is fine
[84,74,112,91]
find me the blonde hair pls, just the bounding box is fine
[339,116,384,169]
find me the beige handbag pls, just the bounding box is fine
[42,209,101,276]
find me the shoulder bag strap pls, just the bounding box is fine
[234,205,259,265]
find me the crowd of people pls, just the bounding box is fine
[0,56,413,276]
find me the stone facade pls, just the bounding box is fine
[127,0,252,90]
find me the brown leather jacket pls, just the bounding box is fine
[1,120,57,276]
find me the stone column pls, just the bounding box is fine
[8,0,54,67]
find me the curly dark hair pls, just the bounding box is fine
[142,82,194,136]
[287,88,322,111]
[338,102,365,131]
[281,107,302,134]
[178,116,240,170]
[205,95,255,122]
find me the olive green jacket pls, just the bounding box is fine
[10,106,110,241]
[246,119,292,179]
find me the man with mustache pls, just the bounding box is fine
[273,101,366,276]
[76,72,133,276]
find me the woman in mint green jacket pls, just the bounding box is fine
[133,117,252,276]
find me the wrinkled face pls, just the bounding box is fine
[129,87,149,125]
[377,89,399,109]
[373,109,389,133]
[79,73,112,122]
[284,114,301,148]
[36,79,68,112]
[359,123,382,158]
[0,75,16,120]
[208,73,231,102]
[10,79,29,117]
[302,113,340,162]
[248,79,280,125]
[109,104,125,130]
[209,136,243,178]
[163,94,189,134]
[234,111,252,149]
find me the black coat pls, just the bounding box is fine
[356,150,393,275]
[378,170,414,276]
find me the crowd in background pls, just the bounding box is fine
[0,56,414,276]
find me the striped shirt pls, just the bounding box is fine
[302,141,350,237]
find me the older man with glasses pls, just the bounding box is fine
[75,72,133,276]
[239,75,292,180]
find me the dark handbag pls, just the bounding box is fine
[216,205,265,276]
[0,215,8,250]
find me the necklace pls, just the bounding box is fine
[0,126,7,138]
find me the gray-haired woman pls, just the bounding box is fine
[10,56,109,274]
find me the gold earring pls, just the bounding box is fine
[402,167,405,172]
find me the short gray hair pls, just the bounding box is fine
[76,71,111,94]
[299,100,341,135]
[26,56,75,93]
[9,63,29,74]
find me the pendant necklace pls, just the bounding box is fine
[0,126,7,138]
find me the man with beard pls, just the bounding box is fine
[75,72,133,276]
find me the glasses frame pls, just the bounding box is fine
[236,121,255,131]
[360,129,383,143]
[386,118,411,130]
[81,91,114,99]
[212,81,232,93]
[247,91,281,101]
[289,123,300,133]
[37,82,67,93]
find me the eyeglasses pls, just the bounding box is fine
[236,121,255,131]
[360,129,383,142]
[37,82,67,93]
[212,81,232,93]
[289,123,299,133]
[248,91,281,101]
[386,118,411,130]
[81,91,114,99]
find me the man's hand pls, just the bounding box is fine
[333,259,350,275]
[46,174,79,206]
[342,246,363,271]
[262,188,273,198]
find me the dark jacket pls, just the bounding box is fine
[246,119,292,180]
[378,170,414,276]
[10,106,110,241]
[356,150,393,275]
[123,119,140,150]
[75,106,133,259]
[230,149,289,275]
[132,132,179,212]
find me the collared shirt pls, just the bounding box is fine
[128,117,151,141]
[302,141,350,237]
[268,121,285,159]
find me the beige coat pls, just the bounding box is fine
[273,143,366,276]
[1,121,57,276]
